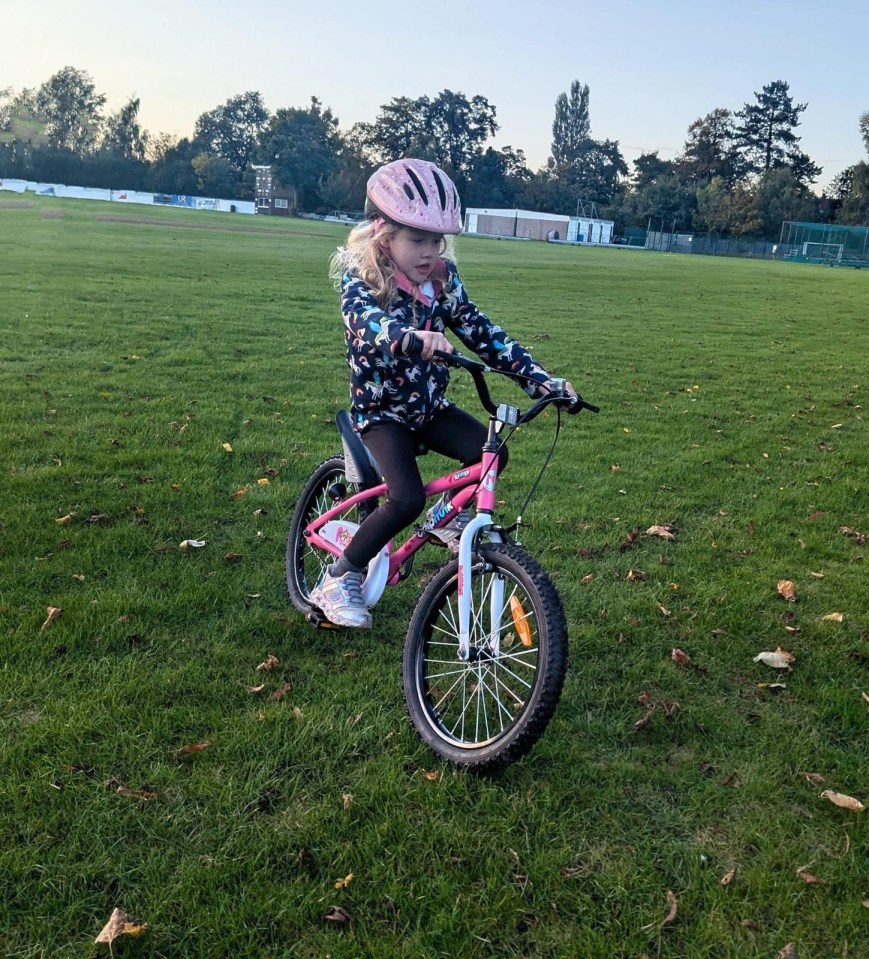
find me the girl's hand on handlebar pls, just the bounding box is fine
[414,330,454,361]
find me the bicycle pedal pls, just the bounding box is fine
[305,608,343,630]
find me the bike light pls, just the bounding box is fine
[510,596,533,647]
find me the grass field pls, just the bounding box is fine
[1,195,866,958]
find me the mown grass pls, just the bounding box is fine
[0,196,866,958]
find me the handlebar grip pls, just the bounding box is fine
[568,395,600,415]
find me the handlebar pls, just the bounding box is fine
[398,334,599,419]
[430,347,599,418]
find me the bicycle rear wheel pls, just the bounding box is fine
[285,455,375,614]
[402,543,568,772]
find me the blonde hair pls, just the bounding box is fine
[329,219,457,310]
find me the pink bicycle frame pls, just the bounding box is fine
[304,446,501,587]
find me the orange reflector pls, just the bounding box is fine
[510,596,532,647]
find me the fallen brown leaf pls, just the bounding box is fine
[820,789,865,812]
[720,868,736,886]
[581,573,595,585]
[324,905,351,925]
[801,772,825,785]
[777,945,798,959]
[334,873,354,890]
[633,708,656,731]
[269,682,292,702]
[821,612,844,623]
[176,742,209,758]
[423,770,440,781]
[840,526,866,545]
[795,865,824,884]
[641,889,678,931]
[671,648,690,667]
[342,793,353,810]
[40,607,63,631]
[224,552,243,562]
[646,524,675,541]
[242,683,265,693]
[94,907,148,944]
[619,529,639,551]
[753,647,795,669]
[777,579,798,602]
[256,654,280,671]
[56,512,75,525]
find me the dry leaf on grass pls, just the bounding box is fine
[641,889,678,931]
[821,612,844,623]
[423,770,439,781]
[646,524,676,541]
[56,512,76,525]
[256,654,279,671]
[176,742,209,758]
[671,648,690,667]
[94,907,148,944]
[224,552,243,562]
[334,873,354,890]
[179,538,206,549]
[777,945,798,959]
[795,865,824,884]
[242,683,265,693]
[324,905,351,925]
[820,790,865,812]
[753,647,795,669]
[801,772,825,785]
[777,579,798,602]
[581,573,595,585]
[40,607,63,631]
[342,793,353,810]
[269,682,292,702]
[222,443,233,453]
[720,868,736,886]
[862,692,869,705]
[115,785,159,801]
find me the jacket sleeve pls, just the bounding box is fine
[341,273,413,355]
[442,262,551,396]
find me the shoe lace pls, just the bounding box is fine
[340,573,366,608]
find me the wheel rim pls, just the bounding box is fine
[293,468,365,599]
[415,562,543,749]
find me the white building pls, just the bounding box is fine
[464,208,613,244]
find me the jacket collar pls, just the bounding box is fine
[393,259,448,306]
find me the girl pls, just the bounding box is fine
[311,158,576,628]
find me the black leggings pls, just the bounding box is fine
[342,405,507,569]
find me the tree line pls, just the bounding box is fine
[2,67,868,239]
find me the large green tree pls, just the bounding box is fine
[551,80,590,166]
[257,97,341,211]
[100,97,148,161]
[36,66,106,155]
[735,80,821,184]
[363,90,498,192]
[194,92,269,177]
[678,108,743,185]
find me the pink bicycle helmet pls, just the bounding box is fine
[366,158,462,234]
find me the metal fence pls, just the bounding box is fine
[777,221,869,267]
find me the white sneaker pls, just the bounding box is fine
[310,570,372,628]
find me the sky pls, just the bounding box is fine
[3,0,867,191]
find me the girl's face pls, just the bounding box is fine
[382,227,444,284]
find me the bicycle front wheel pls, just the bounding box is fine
[402,543,568,772]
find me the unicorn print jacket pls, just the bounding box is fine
[340,258,551,431]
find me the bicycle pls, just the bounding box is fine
[285,348,599,772]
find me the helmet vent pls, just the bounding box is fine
[405,166,429,205]
[431,169,447,210]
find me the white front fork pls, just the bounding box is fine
[456,515,503,661]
